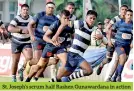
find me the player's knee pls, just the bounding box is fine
[86,69,93,76]
[26,57,32,61]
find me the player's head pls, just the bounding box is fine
[97,22,103,30]
[86,10,97,26]
[104,17,110,24]
[120,5,128,16]
[60,10,70,21]
[45,2,55,15]
[65,2,75,15]
[125,9,133,22]
[21,4,29,17]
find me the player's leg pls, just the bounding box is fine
[18,44,33,81]
[25,41,43,74]
[47,57,59,78]
[25,43,55,82]
[107,52,119,82]
[68,60,93,81]
[11,42,21,82]
[25,57,49,82]
[112,46,129,82]
[97,45,114,75]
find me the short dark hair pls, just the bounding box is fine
[127,9,133,13]
[121,4,128,9]
[46,2,55,6]
[60,10,70,17]
[66,2,75,7]
[97,22,102,25]
[105,17,110,20]
[86,10,97,17]
[21,4,29,9]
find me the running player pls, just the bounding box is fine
[50,2,77,78]
[96,5,128,81]
[8,4,33,82]
[111,9,133,82]
[22,2,58,81]
[25,10,74,82]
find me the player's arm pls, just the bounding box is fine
[8,19,22,33]
[28,19,36,41]
[43,22,60,46]
[106,22,113,46]
[52,19,69,42]
[43,29,53,43]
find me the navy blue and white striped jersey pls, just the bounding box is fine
[69,20,93,56]
[10,15,32,44]
[113,19,133,45]
[33,11,58,40]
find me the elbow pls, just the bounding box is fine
[8,25,13,32]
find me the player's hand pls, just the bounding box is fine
[61,19,69,27]
[22,29,29,34]
[93,34,103,40]
[96,34,103,40]
[52,35,60,47]
[43,26,48,32]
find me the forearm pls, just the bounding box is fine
[28,23,35,37]
[8,25,21,33]
[54,25,65,37]
[43,35,53,44]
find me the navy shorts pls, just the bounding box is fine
[32,39,46,50]
[41,43,67,58]
[11,42,32,54]
[115,42,130,56]
[65,52,85,72]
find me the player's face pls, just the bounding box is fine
[21,7,29,17]
[60,15,70,22]
[65,5,75,14]
[104,19,110,24]
[46,5,55,15]
[98,24,103,29]
[125,11,133,22]
[86,15,96,26]
[120,7,128,16]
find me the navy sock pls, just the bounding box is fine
[25,77,32,82]
[117,64,124,76]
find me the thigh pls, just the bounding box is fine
[32,40,45,50]
[12,53,21,62]
[22,43,33,60]
[56,52,67,67]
